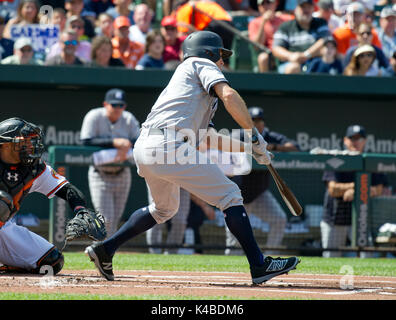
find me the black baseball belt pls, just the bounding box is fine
[94,167,125,175]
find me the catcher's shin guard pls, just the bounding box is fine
[0,264,29,274]
[0,247,64,275]
[35,246,64,275]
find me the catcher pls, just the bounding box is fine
[0,117,106,275]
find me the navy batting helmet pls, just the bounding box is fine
[182,31,233,63]
[248,107,265,120]
[0,117,44,165]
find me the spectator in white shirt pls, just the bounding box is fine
[128,3,153,45]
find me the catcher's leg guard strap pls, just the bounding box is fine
[35,246,64,275]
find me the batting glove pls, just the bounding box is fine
[252,150,273,165]
[244,128,272,165]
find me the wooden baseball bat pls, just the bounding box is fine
[267,163,303,216]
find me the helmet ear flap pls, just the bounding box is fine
[204,49,214,58]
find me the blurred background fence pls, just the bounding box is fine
[47,146,396,257]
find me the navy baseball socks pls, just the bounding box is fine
[86,204,300,282]
[224,205,300,284]
[223,205,264,266]
[86,206,156,280]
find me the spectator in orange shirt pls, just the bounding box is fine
[176,0,234,50]
[248,0,293,72]
[332,2,382,57]
[111,16,144,69]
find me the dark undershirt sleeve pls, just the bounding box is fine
[55,183,87,211]
[81,137,114,148]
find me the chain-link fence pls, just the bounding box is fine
[49,146,396,257]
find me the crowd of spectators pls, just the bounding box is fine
[0,0,395,76]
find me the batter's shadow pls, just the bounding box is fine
[205,281,355,292]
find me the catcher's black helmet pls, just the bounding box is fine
[182,31,233,63]
[248,107,265,120]
[0,117,44,165]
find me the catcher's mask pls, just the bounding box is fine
[0,117,45,165]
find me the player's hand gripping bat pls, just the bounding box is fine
[267,163,303,217]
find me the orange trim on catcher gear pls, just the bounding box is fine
[12,165,46,212]
[36,246,57,266]
[46,180,68,198]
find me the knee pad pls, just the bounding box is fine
[35,246,64,275]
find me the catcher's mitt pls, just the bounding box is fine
[65,207,107,242]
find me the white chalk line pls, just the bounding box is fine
[115,274,396,286]
[3,272,396,297]
[132,284,396,296]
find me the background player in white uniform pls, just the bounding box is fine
[80,89,140,236]
[0,118,103,274]
[86,31,300,284]
[146,187,191,254]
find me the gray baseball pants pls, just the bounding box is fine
[88,166,131,236]
[146,188,191,254]
[133,128,243,224]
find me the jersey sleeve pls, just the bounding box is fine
[322,170,336,183]
[193,58,228,94]
[28,164,69,199]
[273,23,290,49]
[315,18,330,39]
[80,109,99,140]
[129,114,141,142]
[372,173,389,187]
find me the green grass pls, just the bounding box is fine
[0,292,257,300]
[64,252,396,277]
[2,253,395,300]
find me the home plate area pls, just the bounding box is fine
[1,270,396,299]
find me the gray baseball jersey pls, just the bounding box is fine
[81,107,140,146]
[80,107,140,235]
[142,57,228,145]
[80,107,140,172]
[134,57,243,224]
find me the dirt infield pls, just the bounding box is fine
[1,269,396,299]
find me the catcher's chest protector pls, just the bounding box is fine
[0,159,46,219]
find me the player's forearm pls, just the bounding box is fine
[328,181,355,198]
[55,183,87,211]
[272,46,292,62]
[305,38,325,58]
[370,185,383,197]
[81,137,114,148]
[216,85,254,130]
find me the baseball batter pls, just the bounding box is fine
[80,88,140,236]
[0,118,105,274]
[86,31,300,284]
